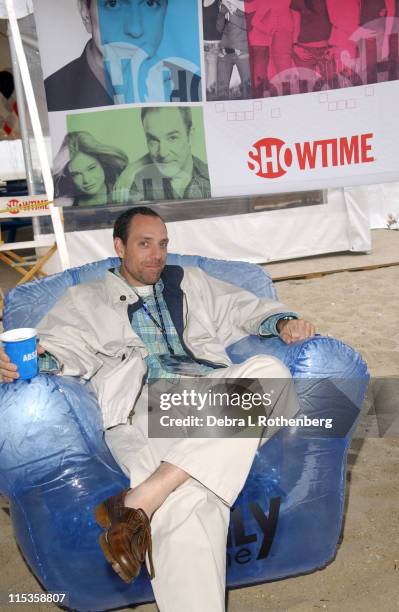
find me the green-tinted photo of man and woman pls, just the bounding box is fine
[54,106,211,207]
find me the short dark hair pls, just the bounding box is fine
[141,107,192,134]
[113,206,163,245]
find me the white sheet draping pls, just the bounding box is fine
[347,182,399,229]
[41,186,371,274]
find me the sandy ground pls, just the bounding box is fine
[0,230,399,612]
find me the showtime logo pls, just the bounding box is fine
[5,198,49,215]
[247,133,375,179]
[7,199,22,215]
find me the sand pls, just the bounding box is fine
[1,230,398,612]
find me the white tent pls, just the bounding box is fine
[0,0,69,269]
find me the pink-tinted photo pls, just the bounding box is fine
[202,0,399,100]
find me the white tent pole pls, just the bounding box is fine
[5,0,70,270]
[8,29,43,238]
[8,30,34,188]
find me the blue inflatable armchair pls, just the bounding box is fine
[0,255,368,611]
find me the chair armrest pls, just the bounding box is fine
[0,375,124,497]
[227,334,369,431]
[0,375,153,609]
[228,334,367,377]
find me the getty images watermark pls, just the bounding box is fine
[145,377,357,439]
[157,388,333,430]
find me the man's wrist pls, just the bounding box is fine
[38,351,62,375]
[259,313,297,337]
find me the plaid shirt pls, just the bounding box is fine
[114,269,213,380]
[38,351,62,373]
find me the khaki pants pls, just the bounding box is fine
[105,355,299,612]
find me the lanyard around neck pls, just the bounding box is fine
[136,285,175,356]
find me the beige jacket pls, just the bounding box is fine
[37,267,290,429]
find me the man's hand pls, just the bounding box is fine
[0,342,45,383]
[277,319,315,344]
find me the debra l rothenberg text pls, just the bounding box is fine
[159,414,334,430]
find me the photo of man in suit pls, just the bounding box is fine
[44,0,201,111]
[113,106,211,204]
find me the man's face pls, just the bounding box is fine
[114,214,169,286]
[143,109,193,178]
[80,0,167,59]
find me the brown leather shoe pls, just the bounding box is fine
[95,489,155,583]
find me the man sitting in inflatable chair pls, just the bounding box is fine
[0,206,316,612]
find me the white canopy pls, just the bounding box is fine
[0,0,32,19]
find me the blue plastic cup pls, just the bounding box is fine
[1,328,38,380]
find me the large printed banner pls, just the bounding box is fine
[32,0,399,208]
